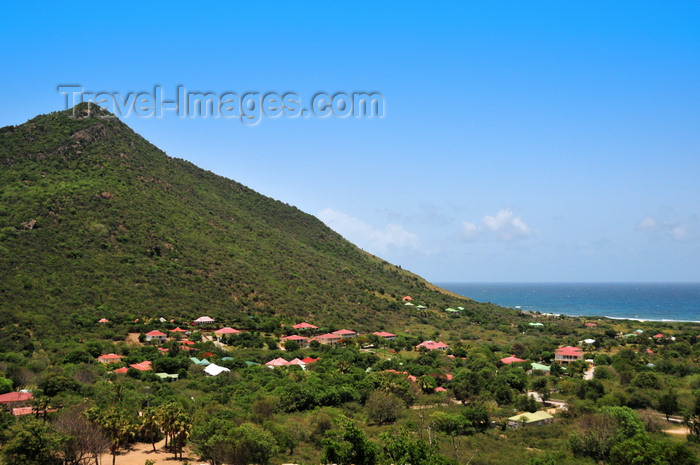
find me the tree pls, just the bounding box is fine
[54,407,110,465]
[0,419,65,465]
[322,417,377,465]
[192,421,277,465]
[140,407,161,452]
[85,406,136,465]
[658,389,678,421]
[365,390,405,425]
[379,429,452,465]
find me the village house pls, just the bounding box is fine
[129,361,152,371]
[145,330,167,343]
[416,340,449,351]
[554,346,583,365]
[169,327,189,336]
[314,333,343,345]
[193,316,216,325]
[213,327,242,340]
[501,355,527,364]
[281,334,310,349]
[0,392,34,408]
[292,322,319,330]
[332,329,357,338]
[372,331,397,341]
[507,410,554,428]
[98,353,123,364]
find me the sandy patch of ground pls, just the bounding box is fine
[663,426,690,435]
[125,333,144,346]
[100,439,204,465]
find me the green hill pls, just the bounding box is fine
[0,103,488,335]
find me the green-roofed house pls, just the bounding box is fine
[622,333,638,338]
[416,305,427,310]
[155,373,179,381]
[190,357,210,366]
[244,361,259,366]
[404,302,415,306]
[530,362,551,373]
[445,308,459,313]
[528,322,544,327]
[507,410,554,428]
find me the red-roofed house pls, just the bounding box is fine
[98,318,109,324]
[653,333,664,339]
[129,361,153,371]
[113,367,129,374]
[145,330,167,342]
[332,329,357,338]
[402,296,413,302]
[98,353,123,364]
[501,355,527,364]
[0,392,33,404]
[282,335,310,349]
[265,357,289,367]
[554,346,583,365]
[646,349,654,355]
[416,341,449,351]
[435,386,448,393]
[315,333,343,345]
[12,406,58,416]
[301,357,319,364]
[372,331,397,341]
[293,322,319,330]
[584,322,598,327]
[214,327,242,340]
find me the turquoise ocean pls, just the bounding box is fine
[437,283,700,323]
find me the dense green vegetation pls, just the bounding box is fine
[1,105,699,464]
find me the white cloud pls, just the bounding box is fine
[636,214,694,242]
[458,208,531,242]
[481,208,531,241]
[318,208,420,254]
[636,216,659,231]
[461,221,479,241]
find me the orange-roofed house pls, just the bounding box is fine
[113,367,129,374]
[315,333,343,345]
[98,318,109,324]
[501,355,527,364]
[332,329,357,338]
[372,331,397,341]
[293,322,319,330]
[129,361,153,371]
[170,327,189,334]
[281,335,310,349]
[554,346,583,365]
[98,353,123,364]
[584,322,598,327]
[145,330,167,343]
[416,341,449,351]
[402,296,413,302]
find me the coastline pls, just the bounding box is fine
[438,282,700,325]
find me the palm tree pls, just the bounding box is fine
[140,407,161,452]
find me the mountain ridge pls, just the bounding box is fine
[0,104,492,336]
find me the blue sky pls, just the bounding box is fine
[1,1,699,282]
